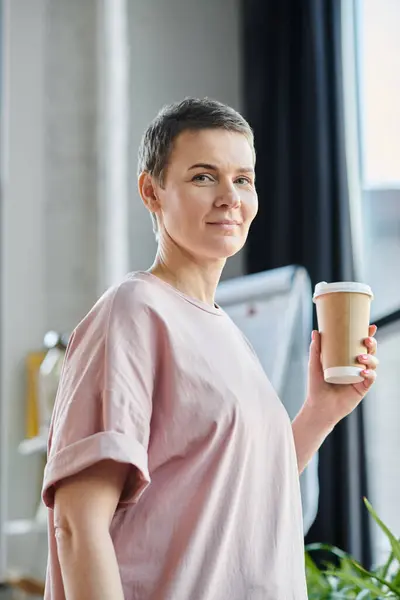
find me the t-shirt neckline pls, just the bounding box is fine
[132,271,223,316]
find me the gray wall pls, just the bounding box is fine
[44,0,99,332]
[1,0,49,579]
[1,0,100,579]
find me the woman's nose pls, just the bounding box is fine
[214,185,241,208]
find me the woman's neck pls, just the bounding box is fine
[148,242,225,307]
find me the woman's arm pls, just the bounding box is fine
[54,459,130,600]
[291,401,334,475]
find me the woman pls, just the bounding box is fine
[42,98,378,599]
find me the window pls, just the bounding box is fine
[346,0,400,568]
[355,0,400,320]
[357,0,400,187]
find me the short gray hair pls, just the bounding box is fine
[137,97,255,238]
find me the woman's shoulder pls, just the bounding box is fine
[96,271,164,319]
[62,273,165,365]
[71,272,161,337]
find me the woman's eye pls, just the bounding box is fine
[192,174,213,182]
[235,177,251,185]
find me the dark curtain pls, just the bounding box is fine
[242,0,371,567]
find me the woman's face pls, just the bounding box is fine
[150,129,258,260]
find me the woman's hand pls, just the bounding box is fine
[304,325,379,428]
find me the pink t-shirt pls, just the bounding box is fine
[42,271,308,599]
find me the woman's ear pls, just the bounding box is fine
[138,172,160,215]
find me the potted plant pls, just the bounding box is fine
[305,498,400,599]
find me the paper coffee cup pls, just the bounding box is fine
[313,282,374,384]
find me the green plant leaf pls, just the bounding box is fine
[342,557,400,596]
[305,512,400,599]
[380,551,395,582]
[329,592,358,599]
[356,590,372,599]
[324,569,392,597]
[364,498,400,566]
[340,556,360,575]
[392,570,400,590]
[305,553,333,596]
[305,552,323,575]
[306,542,351,561]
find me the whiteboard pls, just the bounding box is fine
[216,266,319,535]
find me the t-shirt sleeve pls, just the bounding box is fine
[42,281,158,509]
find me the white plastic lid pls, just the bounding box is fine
[313,281,373,302]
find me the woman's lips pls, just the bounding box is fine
[207,220,242,230]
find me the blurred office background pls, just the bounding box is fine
[0,0,399,597]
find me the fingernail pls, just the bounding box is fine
[359,354,369,361]
[362,369,370,375]
[311,331,316,342]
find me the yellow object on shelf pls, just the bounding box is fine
[25,351,46,439]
